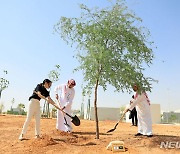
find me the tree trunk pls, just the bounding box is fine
[94,79,99,139]
[47,103,50,118]
[42,101,46,117]
[0,90,2,100]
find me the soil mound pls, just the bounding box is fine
[52,130,77,137]
[26,134,58,148]
[52,130,89,144]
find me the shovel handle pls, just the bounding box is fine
[119,112,126,122]
[55,99,73,119]
[33,91,72,118]
[114,112,126,129]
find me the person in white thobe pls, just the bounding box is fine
[54,79,76,132]
[125,84,153,137]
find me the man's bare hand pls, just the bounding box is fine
[124,108,130,113]
[55,94,59,100]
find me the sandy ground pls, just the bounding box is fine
[0,115,180,154]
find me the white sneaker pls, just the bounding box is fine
[19,134,24,141]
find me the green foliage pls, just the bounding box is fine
[0,103,4,113]
[169,114,177,122]
[0,70,9,98]
[7,110,27,115]
[55,0,156,95]
[44,65,60,118]
[7,110,19,115]
[11,98,15,108]
[17,103,25,110]
[120,106,126,113]
[52,107,57,112]
[55,0,157,139]
[48,64,61,82]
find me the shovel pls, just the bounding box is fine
[33,89,80,126]
[60,108,80,126]
[107,112,126,133]
[55,99,80,126]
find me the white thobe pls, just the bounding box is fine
[54,84,75,132]
[129,92,152,135]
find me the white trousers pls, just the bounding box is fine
[21,98,41,136]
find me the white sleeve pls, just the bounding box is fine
[64,89,75,108]
[54,84,62,95]
[129,94,144,111]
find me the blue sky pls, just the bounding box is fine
[0,0,180,112]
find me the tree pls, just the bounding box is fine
[0,103,4,114]
[55,0,156,139]
[17,103,25,114]
[48,64,61,82]
[0,70,9,99]
[42,65,61,118]
[17,103,25,110]
[11,98,15,111]
[169,113,177,123]
[120,106,126,114]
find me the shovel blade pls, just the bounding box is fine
[71,115,80,126]
[107,128,115,133]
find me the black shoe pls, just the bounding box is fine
[147,135,153,137]
[134,133,143,136]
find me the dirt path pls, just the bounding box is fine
[0,115,180,154]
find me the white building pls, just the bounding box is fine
[126,104,161,124]
[89,104,161,124]
[90,107,121,121]
[174,109,180,113]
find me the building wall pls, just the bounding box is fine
[126,104,161,124]
[89,104,161,124]
[90,107,120,121]
[150,104,161,124]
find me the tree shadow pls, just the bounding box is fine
[153,134,180,141]
[53,138,66,143]
[19,138,30,141]
[72,142,97,146]
[73,131,112,136]
[149,134,180,147]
